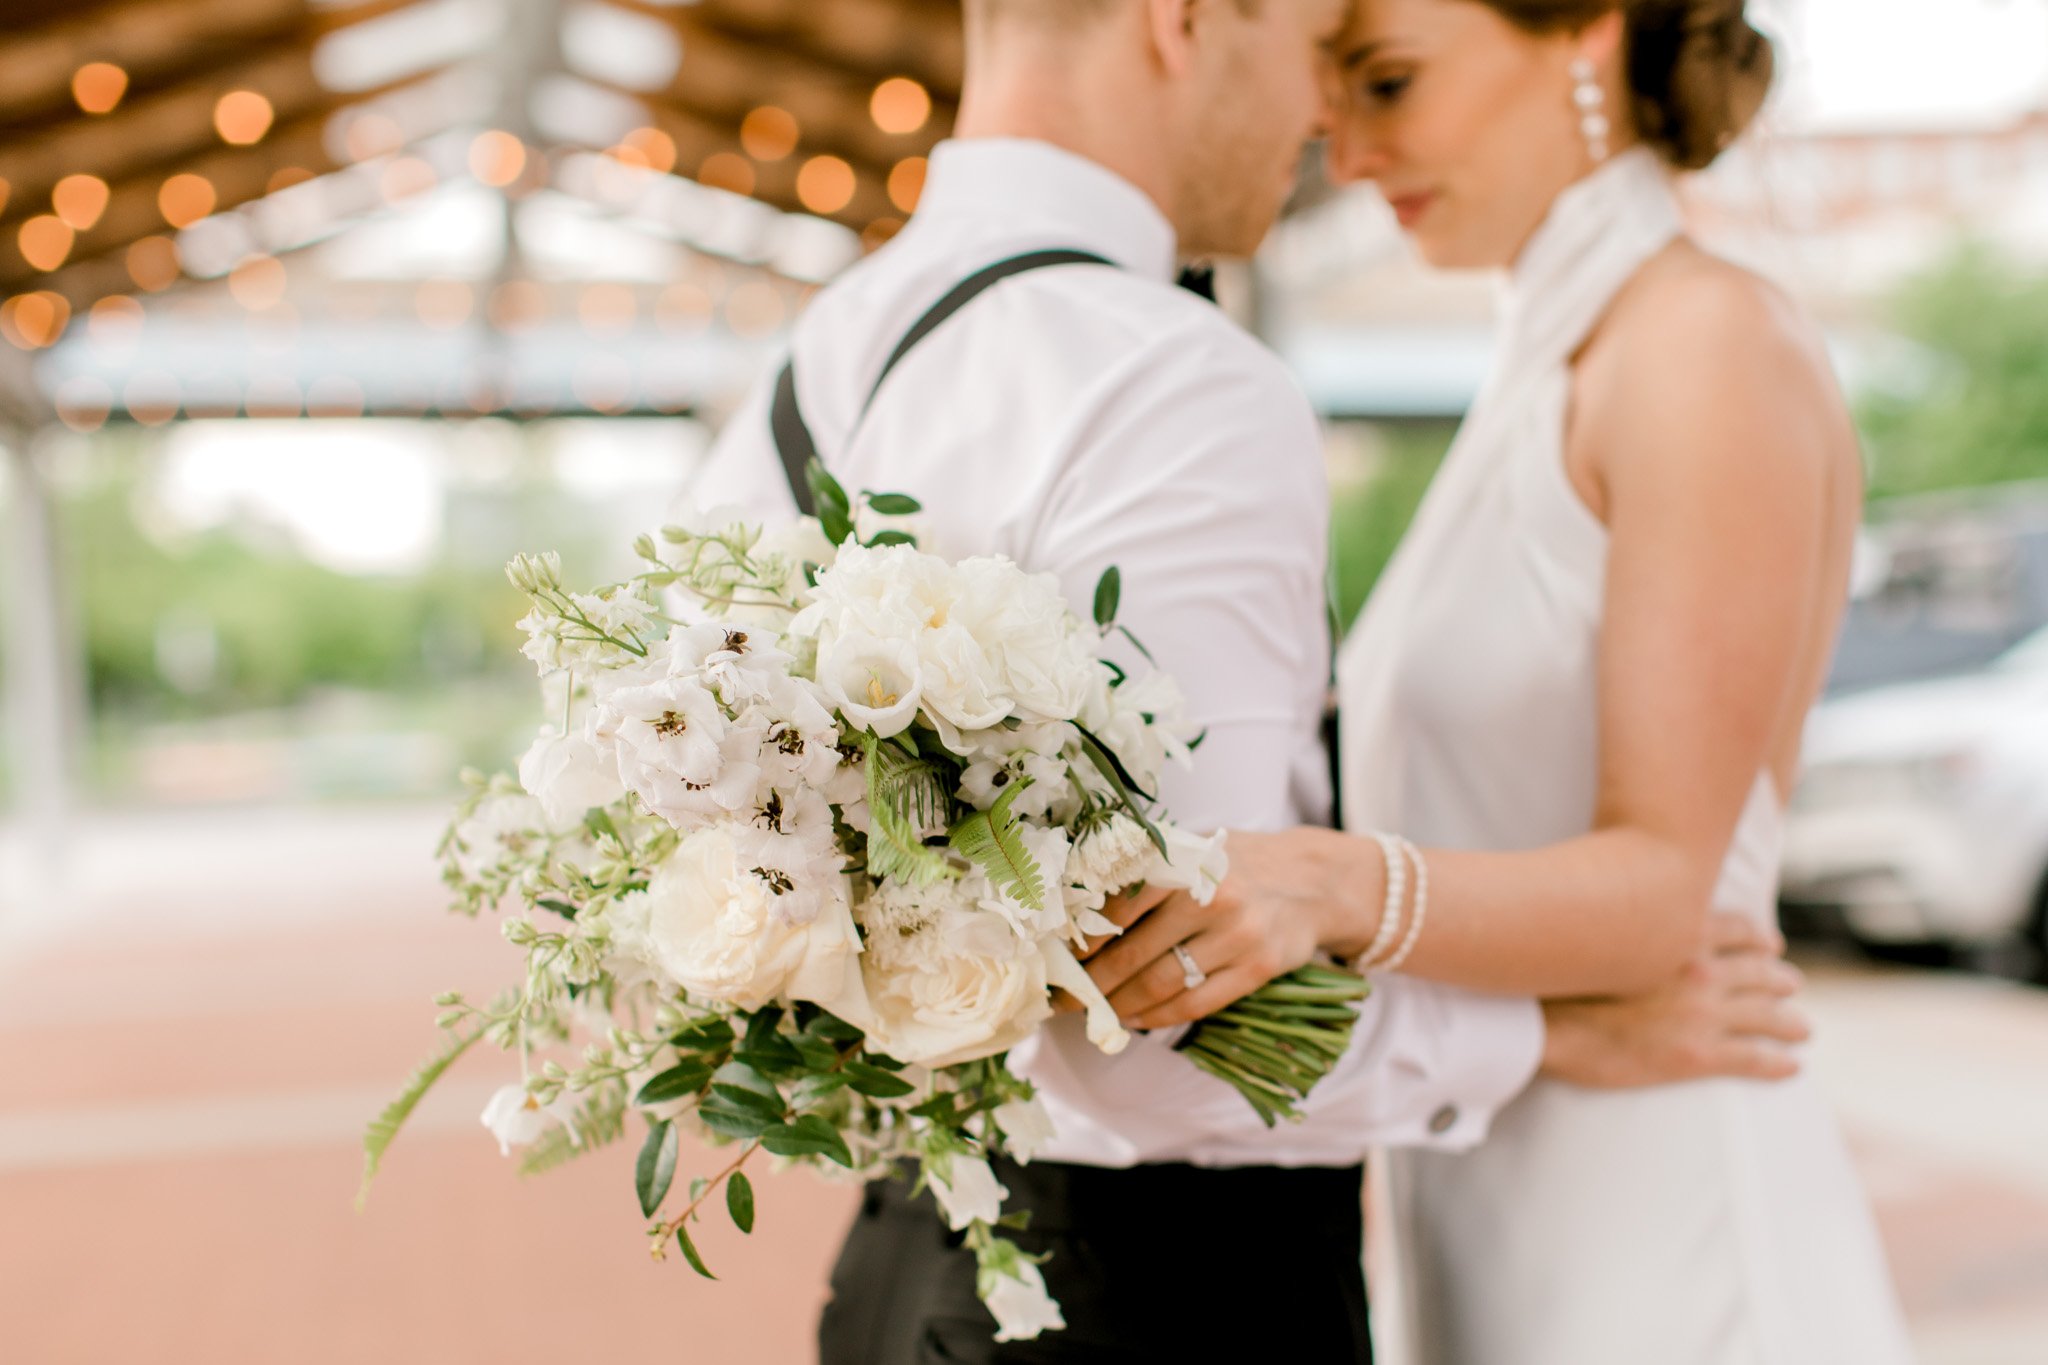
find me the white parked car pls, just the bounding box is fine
[1782,628,2048,957]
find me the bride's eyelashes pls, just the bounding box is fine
[1359,67,1416,106]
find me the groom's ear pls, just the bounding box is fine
[1143,0,1203,78]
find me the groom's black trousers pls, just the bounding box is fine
[818,1156,1374,1364]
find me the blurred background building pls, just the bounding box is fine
[2,1,2047,1362]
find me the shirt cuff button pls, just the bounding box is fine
[1428,1104,1459,1136]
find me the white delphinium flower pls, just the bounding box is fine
[449,791,552,883]
[985,1261,1066,1343]
[669,621,797,706]
[929,1152,1008,1231]
[745,678,846,792]
[957,725,1071,822]
[595,671,764,829]
[991,1097,1057,1164]
[480,1083,579,1157]
[516,719,625,828]
[635,825,859,1010]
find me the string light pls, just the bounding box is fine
[380,156,437,203]
[861,218,905,253]
[305,375,367,418]
[54,376,113,433]
[796,156,856,216]
[52,174,109,231]
[887,157,927,214]
[469,130,527,188]
[415,278,474,329]
[124,371,182,426]
[72,63,128,115]
[740,107,800,162]
[488,279,545,332]
[159,173,218,228]
[656,279,715,333]
[127,237,181,292]
[266,166,316,195]
[228,255,288,310]
[244,376,302,418]
[88,295,146,349]
[621,127,677,174]
[698,153,756,197]
[871,78,931,135]
[343,112,404,162]
[0,177,10,217]
[214,91,275,146]
[577,282,636,335]
[17,216,75,272]
[0,292,71,350]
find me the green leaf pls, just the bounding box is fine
[356,1027,483,1210]
[802,560,820,589]
[583,808,620,843]
[636,1120,679,1216]
[727,1171,756,1234]
[804,1011,865,1044]
[806,459,850,515]
[819,502,854,547]
[669,1017,736,1052]
[864,530,917,548]
[699,1100,777,1142]
[761,1114,855,1168]
[790,1034,841,1070]
[1072,722,1156,802]
[1073,724,1168,859]
[535,897,579,921]
[674,1224,717,1279]
[865,492,922,515]
[636,1060,714,1106]
[710,1082,787,1121]
[860,731,961,888]
[1092,565,1121,628]
[947,779,1044,912]
[842,1061,917,1098]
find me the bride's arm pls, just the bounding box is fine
[1092,271,1858,1015]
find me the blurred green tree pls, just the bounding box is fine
[1859,244,2048,498]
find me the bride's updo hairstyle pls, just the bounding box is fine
[1482,0,1774,169]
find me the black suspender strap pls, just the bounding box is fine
[769,248,1114,514]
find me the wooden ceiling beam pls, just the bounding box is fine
[0,0,424,128]
[0,111,345,294]
[618,0,964,98]
[0,39,348,230]
[630,102,900,232]
[635,14,951,176]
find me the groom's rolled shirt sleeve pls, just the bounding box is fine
[1015,319,1544,1162]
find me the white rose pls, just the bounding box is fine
[516,721,625,828]
[992,1097,1058,1165]
[639,826,858,1010]
[950,556,1102,725]
[856,905,1054,1068]
[929,1153,1008,1231]
[984,1261,1065,1342]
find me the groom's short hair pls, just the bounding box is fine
[966,0,1260,29]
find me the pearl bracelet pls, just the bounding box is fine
[1359,830,1408,971]
[1381,836,1431,973]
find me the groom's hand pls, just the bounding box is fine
[1080,829,1358,1028]
[1538,912,1810,1088]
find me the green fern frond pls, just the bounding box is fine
[861,731,960,887]
[356,1027,485,1210]
[948,779,1044,912]
[519,1091,628,1176]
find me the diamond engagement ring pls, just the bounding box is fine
[1171,944,1207,991]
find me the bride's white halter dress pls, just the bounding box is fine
[1338,148,1915,1365]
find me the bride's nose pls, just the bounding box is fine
[1324,117,1388,187]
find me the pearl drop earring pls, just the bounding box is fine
[1571,57,1610,164]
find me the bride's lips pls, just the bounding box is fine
[1386,191,1437,229]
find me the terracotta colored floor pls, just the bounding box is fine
[4,807,2046,1364]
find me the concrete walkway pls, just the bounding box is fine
[3,807,2045,1363]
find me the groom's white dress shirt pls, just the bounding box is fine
[682,137,1542,1166]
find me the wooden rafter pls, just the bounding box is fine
[618,0,964,99]
[628,102,900,231]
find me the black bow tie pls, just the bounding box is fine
[1176,263,1217,302]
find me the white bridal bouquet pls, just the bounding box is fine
[359,463,1368,1340]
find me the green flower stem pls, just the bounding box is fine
[1178,965,1372,1127]
[650,1137,762,1254]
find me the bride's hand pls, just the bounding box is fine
[1079,829,1357,1028]
[1538,912,1810,1088]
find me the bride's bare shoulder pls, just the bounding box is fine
[1576,238,1853,466]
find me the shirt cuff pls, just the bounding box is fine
[1310,977,1544,1153]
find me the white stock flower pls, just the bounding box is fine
[1146,825,1232,906]
[637,825,858,1010]
[516,721,625,828]
[991,1097,1057,1164]
[929,1153,1008,1231]
[1079,668,1196,797]
[1067,813,1157,899]
[448,792,550,882]
[985,1261,1065,1342]
[480,1083,577,1157]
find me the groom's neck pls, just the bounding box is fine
[953,50,1182,242]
